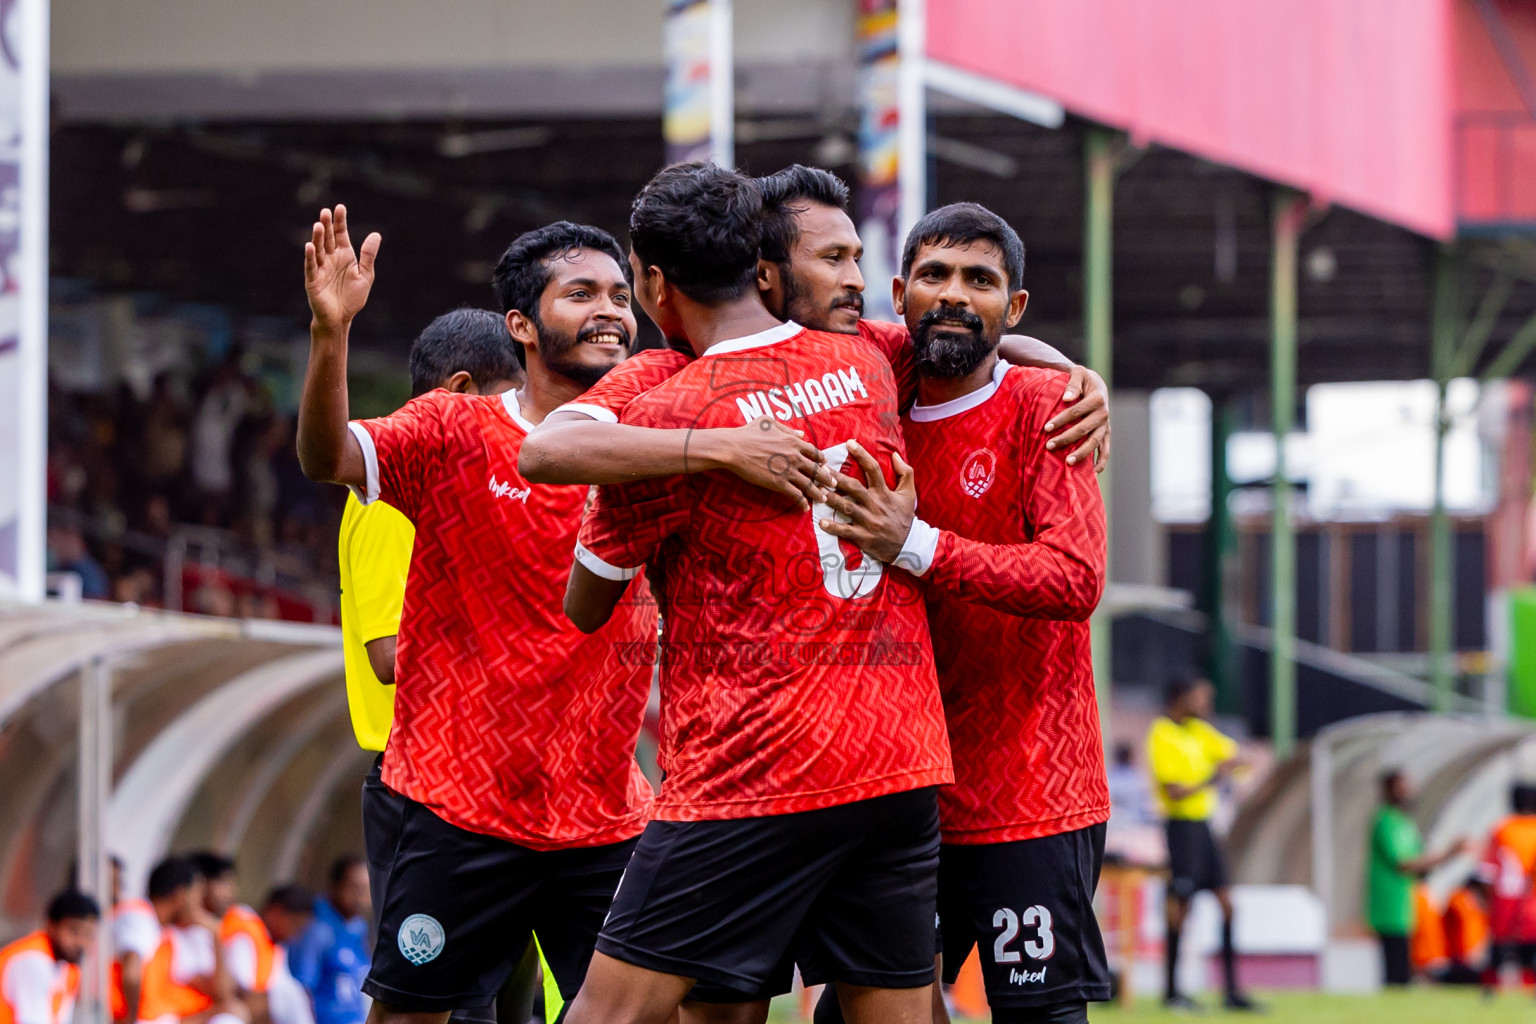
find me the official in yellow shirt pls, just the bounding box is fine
[335,307,562,1022]
[338,493,413,751]
[1145,677,1256,1012]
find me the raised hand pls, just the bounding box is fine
[304,205,382,332]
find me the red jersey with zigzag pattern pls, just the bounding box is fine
[577,322,952,821]
[903,362,1109,844]
[354,388,655,849]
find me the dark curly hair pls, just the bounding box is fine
[629,162,762,305]
[492,221,630,367]
[756,164,851,266]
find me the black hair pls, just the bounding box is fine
[46,890,100,923]
[262,884,316,915]
[147,856,197,901]
[1163,676,1203,708]
[492,222,630,369]
[329,854,365,887]
[110,854,124,871]
[629,162,763,306]
[407,309,521,395]
[1514,782,1536,814]
[900,202,1026,292]
[1112,740,1134,766]
[757,164,851,266]
[189,850,236,882]
[1380,769,1406,793]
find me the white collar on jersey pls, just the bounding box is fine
[907,360,1010,422]
[500,388,537,432]
[700,320,803,357]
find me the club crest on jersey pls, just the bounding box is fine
[488,475,531,503]
[397,914,445,966]
[959,449,996,498]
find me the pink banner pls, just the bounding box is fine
[927,0,1456,239]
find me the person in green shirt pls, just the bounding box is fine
[1368,770,1471,986]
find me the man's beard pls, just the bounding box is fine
[912,306,998,377]
[537,320,630,390]
[781,266,863,333]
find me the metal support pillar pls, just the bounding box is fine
[1269,191,1304,760]
[1205,393,1240,712]
[77,656,113,1024]
[1429,247,1457,712]
[896,0,928,248]
[1084,127,1116,749]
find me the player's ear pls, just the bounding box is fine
[757,257,780,297]
[443,371,476,395]
[505,309,536,346]
[891,275,907,317]
[1005,289,1029,329]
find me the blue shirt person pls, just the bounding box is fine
[288,856,372,1024]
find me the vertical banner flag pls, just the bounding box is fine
[665,0,734,167]
[0,0,48,601]
[857,0,901,322]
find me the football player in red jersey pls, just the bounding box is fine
[820,204,1111,1024]
[518,165,1109,498]
[297,209,661,1024]
[560,163,951,1024]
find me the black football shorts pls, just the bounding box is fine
[362,787,636,1011]
[598,787,941,996]
[938,822,1111,1009]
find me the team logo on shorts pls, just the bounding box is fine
[959,449,996,498]
[398,914,446,965]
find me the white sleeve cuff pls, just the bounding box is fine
[553,402,619,424]
[893,517,940,576]
[574,542,640,581]
[347,422,381,504]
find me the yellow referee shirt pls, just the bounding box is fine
[1146,715,1238,822]
[337,492,414,752]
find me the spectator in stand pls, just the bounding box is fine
[259,888,316,1024]
[1108,740,1155,826]
[1478,781,1536,993]
[1367,770,1472,987]
[1147,677,1258,1011]
[190,360,253,524]
[286,857,370,1024]
[0,890,99,1024]
[46,525,110,600]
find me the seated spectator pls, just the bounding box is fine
[259,888,316,1024]
[137,856,249,1024]
[0,890,100,1024]
[46,525,109,600]
[1436,876,1491,985]
[192,854,277,1024]
[286,858,370,1024]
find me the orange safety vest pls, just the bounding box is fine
[1445,887,1492,965]
[0,932,78,1024]
[219,906,275,993]
[1410,884,1448,970]
[137,930,213,1022]
[110,900,156,1021]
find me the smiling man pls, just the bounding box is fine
[295,209,658,1024]
[821,203,1111,1024]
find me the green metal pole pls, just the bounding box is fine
[1429,247,1457,712]
[1270,191,1302,760]
[1206,392,1240,713]
[1084,128,1115,751]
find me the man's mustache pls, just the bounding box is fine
[830,292,864,315]
[916,305,985,335]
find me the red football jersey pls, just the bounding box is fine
[555,321,914,422]
[557,347,693,422]
[352,388,655,849]
[900,361,1109,844]
[577,321,952,821]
